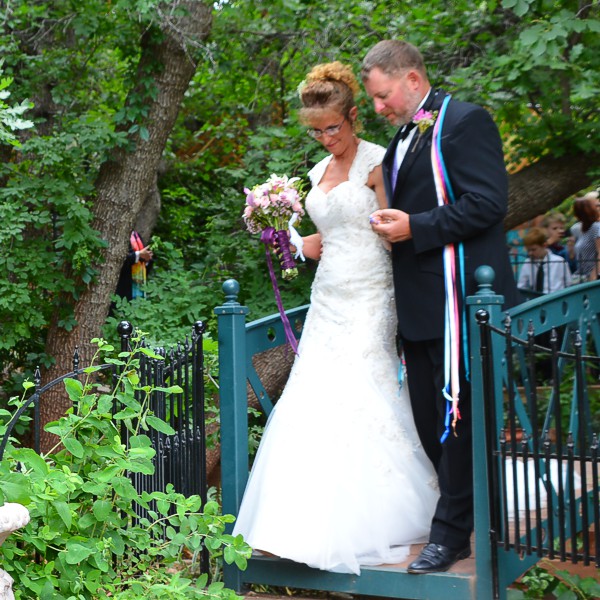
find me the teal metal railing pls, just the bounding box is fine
[468,267,599,598]
[217,272,599,599]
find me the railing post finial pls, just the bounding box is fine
[193,320,206,335]
[222,279,240,305]
[474,265,496,296]
[117,320,133,337]
[475,308,490,325]
[117,320,133,353]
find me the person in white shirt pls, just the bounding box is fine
[518,227,571,293]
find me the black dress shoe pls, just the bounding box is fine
[407,542,471,574]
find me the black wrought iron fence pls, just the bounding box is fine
[477,311,599,567]
[0,321,209,570]
[116,321,208,514]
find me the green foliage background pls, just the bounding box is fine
[0,1,598,596]
[0,337,251,599]
[0,0,599,391]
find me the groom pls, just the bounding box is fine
[362,40,520,574]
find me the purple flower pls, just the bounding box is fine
[244,188,256,207]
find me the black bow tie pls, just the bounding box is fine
[399,121,416,141]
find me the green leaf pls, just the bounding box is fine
[145,414,176,435]
[53,501,72,530]
[64,378,84,402]
[112,476,138,500]
[11,448,49,475]
[0,471,30,503]
[78,512,97,529]
[93,552,110,572]
[64,541,95,564]
[129,434,152,448]
[92,499,112,521]
[105,530,125,556]
[40,581,61,600]
[156,498,170,516]
[82,481,108,495]
[113,407,138,420]
[97,394,114,414]
[235,552,248,570]
[520,27,541,46]
[94,464,123,482]
[153,385,183,394]
[62,437,84,458]
[224,545,236,564]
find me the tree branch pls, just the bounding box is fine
[505,152,599,230]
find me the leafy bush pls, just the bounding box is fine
[0,337,250,599]
[510,562,600,599]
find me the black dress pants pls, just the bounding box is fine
[403,337,474,549]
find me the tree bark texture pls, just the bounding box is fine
[40,2,213,452]
[505,152,599,230]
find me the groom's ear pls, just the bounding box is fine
[349,106,358,122]
[406,69,423,90]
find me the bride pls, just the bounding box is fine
[232,61,439,576]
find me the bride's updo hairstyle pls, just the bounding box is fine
[298,61,360,127]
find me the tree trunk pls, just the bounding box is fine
[39,2,213,452]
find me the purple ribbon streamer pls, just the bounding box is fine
[261,227,299,355]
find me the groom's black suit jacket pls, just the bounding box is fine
[382,89,520,342]
[382,90,520,548]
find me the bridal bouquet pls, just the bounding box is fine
[243,173,306,280]
[242,173,306,354]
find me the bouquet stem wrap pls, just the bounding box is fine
[260,227,299,355]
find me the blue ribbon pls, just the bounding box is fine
[435,96,469,444]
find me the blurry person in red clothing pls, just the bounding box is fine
[116,230,153,301]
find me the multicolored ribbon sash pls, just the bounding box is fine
[430,95,469,442]
[130,230,146,299]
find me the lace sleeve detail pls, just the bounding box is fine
[350,141,386,186]
[308,154,333,187]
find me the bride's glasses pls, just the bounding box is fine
[307,118,346,139]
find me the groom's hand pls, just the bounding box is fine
[370,209,412,242]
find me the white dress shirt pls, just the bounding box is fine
[391,90,431,190]
[517,251,572,293]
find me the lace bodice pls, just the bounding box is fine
[306,140,386,258]
[304,140,394,360]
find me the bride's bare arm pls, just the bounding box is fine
[368,165,388,210]
[297,233,322,260]
[368,165,392,250]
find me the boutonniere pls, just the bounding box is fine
[411,109,439,152]
[413,109,438,133]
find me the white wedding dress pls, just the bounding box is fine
[232,140,439,575]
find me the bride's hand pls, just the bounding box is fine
[370,209,412,243]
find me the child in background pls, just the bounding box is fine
[517,227,571,293]
[542,211,577,272]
